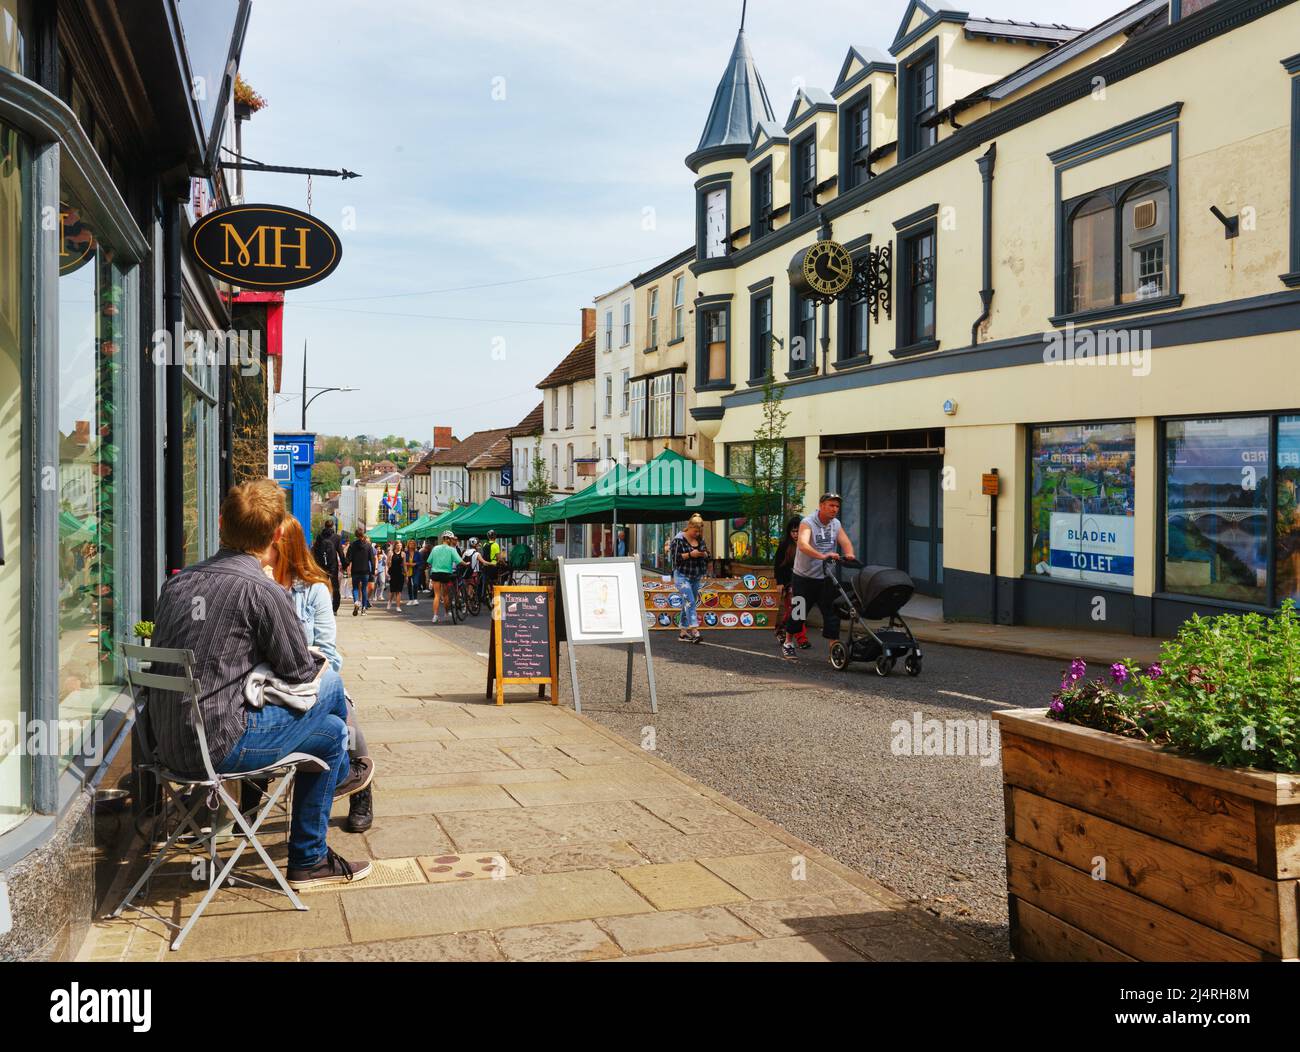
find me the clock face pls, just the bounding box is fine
[801,241,853,297]
[705,189,727,258]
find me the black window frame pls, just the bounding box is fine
[839,90,872,191]
[899,40,938,161]
[695,299,733,391]
[1284,56,1300,287]
[787,292,817,377]
[751,159,774,241]
[749,289,773,382]
[790,129,817,220]
[836,247,872,365]
[1060,167,1174,319]
[896,219,938,355]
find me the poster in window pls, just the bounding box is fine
[577,573,623,634]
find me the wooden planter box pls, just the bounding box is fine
[995,708,1300,962]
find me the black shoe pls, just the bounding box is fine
[333,756,374,799]
[240,778,270,816]
[346,786,373,833]
[287,847,372,890]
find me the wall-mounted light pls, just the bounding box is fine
[943,399,958,416]
[1209,205,1239,239]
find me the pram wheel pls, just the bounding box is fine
[905,655,922,677]
[829,641,848,670]
[873,655,894,677]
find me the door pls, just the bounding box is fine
[904,458,944,595]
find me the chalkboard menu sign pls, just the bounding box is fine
[487,586,558,706]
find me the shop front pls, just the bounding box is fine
[0,0,249,960]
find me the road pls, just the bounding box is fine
[373,595,1065,957]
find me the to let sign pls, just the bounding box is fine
[188,203,343,290]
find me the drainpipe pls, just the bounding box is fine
[971,142,997,346]
[163,196,185,576]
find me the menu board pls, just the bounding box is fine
[487,586,558,706]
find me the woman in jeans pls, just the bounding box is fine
[269,516,375,833]
[669,513,710,643]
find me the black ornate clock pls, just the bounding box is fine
[789,240,854,302]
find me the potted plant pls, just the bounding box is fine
[996,601,1300,962]
[133,620,154,646]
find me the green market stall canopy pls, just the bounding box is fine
[447,500,534,538]
[535,449,771,525]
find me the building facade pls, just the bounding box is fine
[685,0,1300,635]
[537,310,598,555]
[0,0,253,959]
[508,402,544,514]
[593,281,634,477]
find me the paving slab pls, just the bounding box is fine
[634,796,756,836]
[697,851,858,901]
[627,829,787,864]
[359,815,455,858]
[437,801,679,852]
[597,906,760,955]
[495,920,622,962]
[615,933,865,962]
[301,931,502,962]
[332,784,518,819]
[722,890,898,939]
[340,870,654,942]
[506,840,647,875]
[615,861,747,911]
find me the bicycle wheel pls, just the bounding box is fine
[466,585,481,617]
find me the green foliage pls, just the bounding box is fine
[1049,602,1300,771]
[312,460,341,495]
[133,620,154,639]
[524,439,553,562]
[741,355,802,563]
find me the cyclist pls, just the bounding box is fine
[427,530,461,624]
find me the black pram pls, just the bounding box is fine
[825,559,923,676]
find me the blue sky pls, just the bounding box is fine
[242,0,1109,443]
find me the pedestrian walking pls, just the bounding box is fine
[426,530,462,623]
[670,513,710,643]
[783,493,856,660]
[388,543,405,612]
[312,519,343,615]
[411,540,429,606]
[345,528,376,616]
[773,515,809,650]
[270,515,375,833]
[374,545,388,604]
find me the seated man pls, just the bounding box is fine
[150,479,373,890]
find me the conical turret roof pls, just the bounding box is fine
[687,29,775,171]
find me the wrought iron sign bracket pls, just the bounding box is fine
[843,240,892,322]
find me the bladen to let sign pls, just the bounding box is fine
[188,203,343,290]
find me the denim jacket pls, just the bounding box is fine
[290,580,343,672]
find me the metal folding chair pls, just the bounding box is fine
[112,643,329,951]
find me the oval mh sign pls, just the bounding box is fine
[188,203,342,289]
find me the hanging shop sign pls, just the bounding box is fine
[187,203,342,289]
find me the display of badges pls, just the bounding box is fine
[763,594,776,607]
[669,594,682,608]
[733,593,748,609]
[755,613,769,627]
[748,594,761,607]
[718,594,732,608]
[758,577,770,589]
[658,613,672,626]
[720,613,739,627]
[743,574,758,589]
[645,611,657,627]
[740,612,755,627]
[704,612,718,627]
[653,593,667,608]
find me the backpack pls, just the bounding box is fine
[312,532,338,576]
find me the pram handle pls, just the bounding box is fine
[827,556,862,570]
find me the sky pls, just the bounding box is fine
[242,0,1110,445]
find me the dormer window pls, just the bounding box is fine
[900,43,938,160]
[845,97,871,190]
[792,131,817,219]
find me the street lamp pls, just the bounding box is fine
[301,384,356,428]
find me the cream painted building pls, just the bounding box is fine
[594,281,634,477]
[683,0,1300,637]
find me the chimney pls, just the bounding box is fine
[433,426,453,451]
[580,307,596,341]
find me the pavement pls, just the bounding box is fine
[906,619,1163,667]
[79,602,994,962]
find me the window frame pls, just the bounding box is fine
[790,129,817,220]
[621,367,630,414]
[896,219,939,355]
[671,274,685,341]
[839,89,872,191]
[899,40,938,161]
[788,291,817,377]
[621,300,631,346]
[836,246,872,365]
[603,373,612,418]
[603,309,613,352]
[694,299,732,390]
[749,289,773,382]
[1060,168,1174,319]
[629,377,648,439]
[647,286,659,350]
[751,158,774,240]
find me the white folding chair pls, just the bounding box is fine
[112,643,329,951]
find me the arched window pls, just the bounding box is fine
[1065,171,1171,314]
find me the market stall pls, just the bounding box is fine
[642,570,781,631]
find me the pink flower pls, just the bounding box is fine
[1049,698,1065,714]
[1110,663,1129,685]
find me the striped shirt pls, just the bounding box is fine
[149,549,317,774]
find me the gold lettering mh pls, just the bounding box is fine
[220,223,313,270]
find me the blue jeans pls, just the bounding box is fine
[217,670,350,869]
[673,572,702,629]
[351,574,371,608]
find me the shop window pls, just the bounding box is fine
[1278,416,1300,603]
[0,120,27,834]
[1,0,32,76]
[750,291,772,380]
[1028,422,1137,591]
[57,183,128,771]
[1164,417,1271,605]
[1064,172,1172,316]
[725,438,806,561]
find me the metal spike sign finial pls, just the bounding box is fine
[740,0,747,31]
